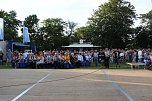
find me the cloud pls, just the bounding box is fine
[0,0,106,26]
[0,0,151,27]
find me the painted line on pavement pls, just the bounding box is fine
[82,78,152,87]
[101,70,134,101]
[11,74,50,101]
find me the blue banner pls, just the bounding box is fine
[23,27,30,43]
[0,18,4,40]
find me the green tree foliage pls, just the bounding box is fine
[0,10,20,41]
[87,0,136,48]
[136,10,152,48]
[140,10,152,29]
[36,18,68,50]
[136,28,150,48]
[23,14,39,43]
[73,26,95,44]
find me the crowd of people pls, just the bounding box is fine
[0,48,152,69]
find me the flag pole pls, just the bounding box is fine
[2,19,4,41]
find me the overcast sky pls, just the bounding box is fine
[0,0,152,27]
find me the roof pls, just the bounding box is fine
[62,43,100,48]
[13,43,30,47]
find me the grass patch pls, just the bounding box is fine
[79,63,130,69]
[0,63,13,69]
[0,62,131,69]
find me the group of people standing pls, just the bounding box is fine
[97,48,152,68]
[0,48,152,69]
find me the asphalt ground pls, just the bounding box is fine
[0,69,151,101]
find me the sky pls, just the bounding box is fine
[0,0,152,27]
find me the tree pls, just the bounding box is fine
[136,10,152,48]
[140,10,152,29]
[73,25,95,43]
[88,0,136,48]
[66,21,77,37]
[36,18,67,50]
[0,10,20,41]
[135,29,150,48]
[65,21,77,43]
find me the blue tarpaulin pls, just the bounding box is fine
[0,18,4,40]
[14,43,30,47]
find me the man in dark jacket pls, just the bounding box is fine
[0,50,4,65]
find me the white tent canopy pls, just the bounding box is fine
[62,43,100,48]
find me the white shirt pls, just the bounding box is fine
[78,54,83,61]
[150,54,152,61]
[37,56,44,64]
[23,52,28,59]
[120,52,124,57]
[105,51,110,57]
[93,52,98,58]
[85,55,89,61]
[138,50,142,59]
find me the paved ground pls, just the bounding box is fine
[0,69,152,101]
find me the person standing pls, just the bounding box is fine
[0,50,4,65]
[6,49,13,66]
[104,48,110,68]
[93,50,98,66]
[135,50,139,63]
[113,49,120,68]
[138,49,142,63]
[98,50,102,64]
[98,50,105,67]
